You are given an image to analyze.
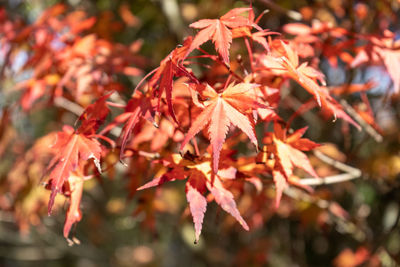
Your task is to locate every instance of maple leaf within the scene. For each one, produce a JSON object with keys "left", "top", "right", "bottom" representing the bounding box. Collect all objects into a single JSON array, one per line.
[
  {"left": 137, "top": 153, "right": 248, "bottom": 243},
  {"left": 181, "top": 82, "right": 269, "bottom": 173},
  {"left": 186, "top": 8, "right": 251, "bottom": 65},
  {"left": 186, "top": 171, "right": 207, "bottom": 242},
  {"left": 149, "top": 36, "right": 197, "bottom": 124},
  {"left": 330, "top": 81, "right": 375, "bottom": 95},
  {"left": 19, "top": 79, "right": 47, "bottom": 111},
  {"left": 317, "top": 88, "right": 361, "bottom": 130},
  {"left": 274, "top": 137, "right": 317, "bottom": 178},
  {"left": 77, "top": 92, "right": 112, "bottom": 135},
  {"left": 231, "top": 8, "right": 279, "bottom": 52},
  {"left": 16, "top": 74, "right": 60, "bottom": 111},
  {"left": 334, "top": 247, "right": 370, "bottom": 267},
  {"left": 246, "top": 30, "right": 278, "bottom": 51},
  {"left": 63, "top": 174, "right": 84, "bottom": 241},
  {"left": 132, "top": 117, "right": 183, "bottom": 151},
  {"left": 99, "top": 90, "right": 156, "bottom": 160},
  {"left": 282, "top": 22, "right": 352, "bottom": 66},
  {"left": 352, "top": 30, "right": 400, "bottom": 94},
  {"left": 273, "top": 124, "right": 319, "bottom": 178},
  {"left": 266, "top": 124, "right": 319, "bottom": 206},
  {"left": 46, "top": 125, "right": 102, "bottom": 214},
  {"left": 272, "top": 170, "right": 288, "bottom": 208},
  {"left": 260, "top": 41, "right": 326, "bottom": 105},
  {"left": 260, "top": 41, "right": 360, "bottom": 129}
]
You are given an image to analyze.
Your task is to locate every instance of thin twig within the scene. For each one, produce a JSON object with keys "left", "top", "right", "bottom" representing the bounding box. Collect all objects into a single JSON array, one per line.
[
  {"left": 160, "top": 0, "right": 186, "bottom": 40},
  {"left": 340, "top": 99, "right": 383, "bottom": 142},
  {"left": 137, "top": 150, "right": 160, "bottom": 159},
  {"left": 54, "top": 97, "right": 84, "bottom": 116},
  {"left": 281, "top": 150, "right": 365, "bottom": 240},
  {"left": 313, "top": 150, "right": 361, "bottom": 175},
  {"left": 284, "top": 94, "right": 323, "bottom": 129},
  {"left": 244, "top": 37, "right": 255, "bottom": 73},
  {"left": 300, "top": 172, "right": 361, "bottom": 186},
  {"left": 197, "top": 48, "right": 245, "bottom": 82},
  {"left": 252, "top": 0, "right": 302, "bottom": 21},
  {"left": 298, "top": 150, "right": 362, "bottom": 186},
  {"left": 284, "top": 187, "right": 366, "bottom": 242}
]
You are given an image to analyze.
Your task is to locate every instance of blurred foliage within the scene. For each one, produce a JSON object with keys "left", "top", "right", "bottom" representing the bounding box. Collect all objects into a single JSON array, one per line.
[{"left": 0, "top": 0, "right": 400, "bottom": 267}]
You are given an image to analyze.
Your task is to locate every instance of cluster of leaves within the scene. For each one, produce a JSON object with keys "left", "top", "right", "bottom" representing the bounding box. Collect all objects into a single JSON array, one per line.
[{"left": 0, "top": 2, "right": 398, "bottom": 255}]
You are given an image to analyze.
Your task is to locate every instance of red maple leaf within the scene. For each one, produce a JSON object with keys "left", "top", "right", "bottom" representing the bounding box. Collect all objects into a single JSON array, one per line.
[
  {"left": 266, "top": 124, "right": 319, "bottom": 207},
  {"left": 181, "top": 82, "right": 269, "bottom": 173},
  {"left": 46, "top": 125, "right": 102, "bottom": 214},
  {"left": 47, "top": 88, "right": 111, "bottom": 242},
  {"left": 352, "top": 30, "right": 400, "bottom": 94},
  {"left": 19, "top": 78, "right": 47, "bottom": 111},
  {"left": 137, "top": 152, "right": 248, "bottom": 243},
  {"left": 63, "top": 174, "right": 84, "bottom": 240},
  {"left": 149, "top": 36, "right": 197, "bottom": 123},
  {"left": 231, "top": 8, "right": 279, "bottom": 52},
  {"left": 260, "top": 41, "right": 326, "bottom": 105},
  {"left": 99, "top": 90, "right": 156, "bottom": 160},
  {"left": 282, "top": 21, "right": 352, "bottom": 66},
  {"left": 272, "top": 170, "right": 288, "bottom": 208},
  {"left": 186, "top": 8, "right": 251, "bottom": 65},
  {"left": 77, "top": 92, "right": 112, "bottom": 135},
  {"left": 260, "top": 41, "right": 360, "bottom": 129}
]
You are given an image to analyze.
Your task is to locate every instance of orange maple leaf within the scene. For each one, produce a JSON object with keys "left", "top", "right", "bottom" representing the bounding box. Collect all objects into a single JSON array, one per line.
[
  {"left": 46, "top": 125, "right": 102, "bottom": 214},
  {"left": 186, "top": 8, "right": 251, "bottom": 65},
  {"left": 149, "top": 36, "right": 196, "bottom": 123},
  {"left": 63, "top": 174, "right": 84, "bottom": 240},
  {"left": 267, "top": 124, "right": 319, "bottom": 207},
  {"left": 181, "top": 82, "right": 269, "bottom": 173},
  {"left": 137, "top": 152, "right": 248, "bottom": 243},
  {"left": 260, "top": 41, "right": 360, "bottom": 129}
]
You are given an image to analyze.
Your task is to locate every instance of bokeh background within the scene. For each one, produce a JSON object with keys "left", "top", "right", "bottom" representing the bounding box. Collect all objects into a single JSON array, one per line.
[{"left": 1, "top": 0, "right": 400, "bottom": 266}]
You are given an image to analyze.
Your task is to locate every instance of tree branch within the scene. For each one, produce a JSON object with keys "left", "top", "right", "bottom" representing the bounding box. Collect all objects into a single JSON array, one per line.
[
  {"left": 298, "top": 150, "right": 362, "bottom": 186},
  {"left": 340, "top": 99, "right": 383, "bottom": 143},
  {"left": 252, "top": 0, "right": 302, "bottom": 21},
  {"left": 54, "top": 97, "right": 84, "bottom": 117}
]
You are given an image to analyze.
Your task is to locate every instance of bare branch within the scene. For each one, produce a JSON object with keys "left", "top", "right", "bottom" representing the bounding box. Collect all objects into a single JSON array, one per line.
[
  {"left": 340, "top": 99, "right": 383, "bottom": 142},
  {"left": 54, "top": 97, "right": 84, "bottom": 117},
  {"left": 299, "top": 172, "right": 361, "bottom": 186},
  {"left": 284, "top": 187, "right": 366, "bottom": 242},
  {"left": 298, "top": 150, "right": 362, "bottom": 186},
  {"left": 253, "top": 0, "right": 302, "bottom": 21}
]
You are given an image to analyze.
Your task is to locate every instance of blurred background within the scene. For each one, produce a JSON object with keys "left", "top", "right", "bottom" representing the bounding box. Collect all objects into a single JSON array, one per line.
[{"left": 0, "top": 0, "right": 400, "bottom": 266}]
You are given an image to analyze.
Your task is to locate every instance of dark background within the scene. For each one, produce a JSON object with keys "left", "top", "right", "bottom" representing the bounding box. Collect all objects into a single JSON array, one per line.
[{"left": 0, "top": 0, "right": 400, "bottom": 266}]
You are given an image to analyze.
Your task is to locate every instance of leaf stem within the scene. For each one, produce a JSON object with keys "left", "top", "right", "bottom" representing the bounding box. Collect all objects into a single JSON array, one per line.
[
  {"left": 244, "top": 37, "right": 255, "bottom": 73},
  {"left": 132, "top": 67, "right": 159, "bottom": 96},
  {"left": 197, "top": 48, "right": 244, "bottom": 82}
]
